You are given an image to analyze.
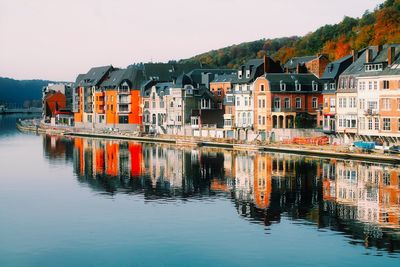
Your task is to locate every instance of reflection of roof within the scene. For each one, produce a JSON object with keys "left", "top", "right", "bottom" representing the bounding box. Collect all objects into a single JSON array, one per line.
[{"left": 264, "top": 73, "right": 322, "bottom": 92}]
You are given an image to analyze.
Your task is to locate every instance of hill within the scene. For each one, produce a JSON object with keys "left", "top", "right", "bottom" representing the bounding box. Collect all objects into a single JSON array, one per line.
[
  {"left": 0, "top": 77, "right": 54, "bottom": 107},
  {"left": 181, "top": 0, "right": 400, "bottom": 68}
]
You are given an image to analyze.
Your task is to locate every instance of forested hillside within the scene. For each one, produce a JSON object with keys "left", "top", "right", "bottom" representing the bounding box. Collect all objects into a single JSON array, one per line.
[
  {"left": 181, "top": 0, "right": 400, "bottom": 68},
  {"left": 0, "top": 77, "right": 53, "bottom": 107}
]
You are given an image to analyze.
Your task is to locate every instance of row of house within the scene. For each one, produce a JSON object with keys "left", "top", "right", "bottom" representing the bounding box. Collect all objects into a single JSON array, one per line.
[{"left": 46, "top": 43, "right": 400, "bottom": 144}]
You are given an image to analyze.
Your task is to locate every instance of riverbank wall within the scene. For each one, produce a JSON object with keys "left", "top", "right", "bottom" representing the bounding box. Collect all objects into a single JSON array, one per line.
[{"left": 16, "top": 120, "right": 400, "bottom": 165}]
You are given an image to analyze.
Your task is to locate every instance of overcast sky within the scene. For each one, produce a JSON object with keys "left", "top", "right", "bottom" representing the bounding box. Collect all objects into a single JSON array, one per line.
[{"left": 0, "top": 0, "right": 383, "bottom": 81}]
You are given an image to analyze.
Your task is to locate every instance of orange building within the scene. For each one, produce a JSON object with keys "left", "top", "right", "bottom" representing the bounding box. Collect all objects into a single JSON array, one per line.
[{"left": 209, "top": 74, "right": 235, "bottom": 109}]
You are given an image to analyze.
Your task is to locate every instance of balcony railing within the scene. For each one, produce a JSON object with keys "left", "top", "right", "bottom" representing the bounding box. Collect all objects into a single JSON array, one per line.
[{"left": 364, "top": 108, "right": 378, "bottom": 116}]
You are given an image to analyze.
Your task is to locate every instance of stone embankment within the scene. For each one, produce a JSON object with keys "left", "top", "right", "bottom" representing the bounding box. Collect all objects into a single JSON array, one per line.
[{"left": 16, "top": 120, "right": 400, "bottom": 164}]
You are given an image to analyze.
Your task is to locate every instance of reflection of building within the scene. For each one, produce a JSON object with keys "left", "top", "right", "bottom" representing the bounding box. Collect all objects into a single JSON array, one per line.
[
  {"left": 322, "top": 159, "right": 400, "bottom": 229},
  {"left": 42, "top": 135, "right": 400, "bottom": 253}
]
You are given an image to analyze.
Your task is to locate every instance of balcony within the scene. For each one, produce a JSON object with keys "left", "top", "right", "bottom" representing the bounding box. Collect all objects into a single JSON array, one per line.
[
  {"left": 118, "top": 95, "right": 131, "bottom": 104},
  {"left": 117, "top": 104, "right": 131, "bottom": 113},
  {"left": 118, "top": 88, "right": 130, "bottom": 94},
  {"left": 364, "top": 108, "right": 378, "bottom": 116}
]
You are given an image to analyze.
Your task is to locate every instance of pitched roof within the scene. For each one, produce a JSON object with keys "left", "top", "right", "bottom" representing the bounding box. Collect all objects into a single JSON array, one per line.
[
  {"left": 80, "top": 65, "right": 113, "bottom": 87},
  {"left": 74, "top": 74, "right": 85, "bottom": 88},
  {"left": 210, "top": 73, "right": 236, "bottom": 83},
  {"left": 321, "top": 55, "right": 353, "bottom": 80},
  {"left": 264, "top": 73, "right": 322, "bottom": 92},
  {"left": 100, "top": 68, "right": 145, "bottom": 89},
  {"left": 284, "top": 56, "right": 318, "bottom": 69}
]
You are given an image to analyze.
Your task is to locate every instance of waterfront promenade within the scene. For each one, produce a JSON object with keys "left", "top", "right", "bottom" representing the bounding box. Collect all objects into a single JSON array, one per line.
[{"left": 16, "top": 119, "right": 400, "bottom": 164}]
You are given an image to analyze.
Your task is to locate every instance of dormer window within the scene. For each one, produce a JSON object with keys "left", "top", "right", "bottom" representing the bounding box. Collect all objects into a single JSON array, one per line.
[
  {"left": 295, "top": 80, "right": 301, "bottom": 91},
  {"left": 246, "top": 70, "right": 250, "bottom": 78},
  {"left": 312, "top": 81, "right": 318, "bottom": 91},
  {"left": 238, "top": 70, "right": 242, "bottom": 79},
  {"left": 280, "top": 80, "right": 286, "bottom": 91},
  {"left": 365, "top": 63, "right": 383, "bottom": 72},
  {"left": 324, "top": 83, "right": 328, "bottom": 90},
  {"left": 330, "top": 83, "right": 336, "bottom": 90}
]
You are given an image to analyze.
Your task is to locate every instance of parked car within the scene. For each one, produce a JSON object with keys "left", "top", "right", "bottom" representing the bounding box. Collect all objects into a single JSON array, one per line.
[
  {"left": 374, "top": 141, "right": 389, "bottom": 152},
  {"left": 388, "top": 145, "right": 400, "bottom": 154}
]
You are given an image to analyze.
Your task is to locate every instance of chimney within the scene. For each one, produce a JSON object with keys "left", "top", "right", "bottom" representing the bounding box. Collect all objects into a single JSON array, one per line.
[
  {"left": 388, "top": 46, "right": 396, "bottom": 65},
  {"left": 351, "top": 49, "right": 358, "bottom": 62},
  {"left": 263, "top": 55, "right": 270, "bottom": 74},
  {"left": 366, "top": 48, "right": 373, "bottom": 63}
]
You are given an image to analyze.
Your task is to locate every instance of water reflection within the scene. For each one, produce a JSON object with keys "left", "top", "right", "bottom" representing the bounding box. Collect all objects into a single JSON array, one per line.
[{"left": 43, "top": 134, "right": 400, "bottom": 254}]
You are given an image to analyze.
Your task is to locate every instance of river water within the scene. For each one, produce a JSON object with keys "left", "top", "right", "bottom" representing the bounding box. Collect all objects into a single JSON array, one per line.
[{"left": 0, "top": 114, "right": 399, "bottom": 266}]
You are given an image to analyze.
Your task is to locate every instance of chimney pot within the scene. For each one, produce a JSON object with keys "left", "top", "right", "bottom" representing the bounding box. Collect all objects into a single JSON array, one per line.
[{"left": 388, "top": 46, "right": 396, "bottom": 65}]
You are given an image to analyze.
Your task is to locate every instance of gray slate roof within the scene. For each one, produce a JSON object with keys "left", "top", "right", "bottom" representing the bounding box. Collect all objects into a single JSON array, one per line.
[
  {"left": 321, "top": 55, "right": 353, "bottom": 80},
  {"left": 264, "top": 73, "right": 323, "bottom": 93},
  {"left": 79, "top": 66, "right": 113, "bottom": 87},
  {"left": 284, "top": 56, "right": 317, "bottom": 69},
  {"left": 211, "top": 73, "right": 236, "bottom": 83}
]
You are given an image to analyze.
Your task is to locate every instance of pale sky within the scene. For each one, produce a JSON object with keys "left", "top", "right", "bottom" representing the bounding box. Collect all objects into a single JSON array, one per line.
[{"left": 0, "top": 0, "right": 383, "bottom": 82}]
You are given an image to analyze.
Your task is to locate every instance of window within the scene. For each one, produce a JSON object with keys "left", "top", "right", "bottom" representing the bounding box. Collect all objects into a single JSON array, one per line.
[
  {"left": 330, "top": 98, "right": 336, "bottom": 108},
  {"left": 295, "top": 80, "right": 301, "bottom": 91},
  {"left": 360, "top": 117, "right": 365, "bottom": 130},
  {"left": 238, "top": 70, "right": 242, "bottom": 79},
  {"left": 280, "top": 80, "right": 286, "bottom": 91},
  {"left": 144, "top": 101, "right": 149, "bottom": 108},
  {"left": 160, "top": 101, "right": 164, "bottom": 109},
  {"left": 324, "top": 83, "right": 328, "bottom": 90},
  {"left": 382, "top": 98, "right": 391, "bottom": 110},
  {"left": 312, "top": 97, "right": 318, "bottom": 108},
  {"left": 258, "top": 115, "right": 262, "bottom": 125},
  {"left": 330, "top": 83, "right": 336, "bottom": 90},
  {"left": 368, "top": 118, "right": 373, "bottom": 130},
  {"left": 284, "top": 98, "right": 290, "bottom": 109},
  {"left": 260, "top": 84, "right": 265, "bottom": 92},
  {"left": 177, "top": 115, "right": 182, "bottom": 122},
  {"left": 244, "top": 97, "right": 248, "bottom": 106},
  {"left": 359, "top": 81, "right": 365, "bottom": 90},
  {"left": 262, "top": 99, "right": 266, "bottom": 108},
  {"left": 217, "top": 88, "right": 222, "bottom": 96},
  {"left": 191, "top": 117, "right": 199, "bottom": 126},
  {"left": 343, "top": 98, "right": 347, "bottom": 108},
  {"left": 246, "top": 70, "right": 250, "bottom": 78},
  {"left": 274, "top": 97, "right": 281, "bottom": 109},
  {"left": 383, "top": 80, "right": 389, "bottom": 89},
  {"left": 152, "top": 101, "right": 156, "bottom": 108},
  {"left": 119, "top": 115, "right": 128, "bottom": 124},
  {"left": 375, "top": 117, "right": 379, "bottom": 130},
  {"left": 374, "top": 81, "right": 378, "bottom": 90},
  {"left": 262, "top": 116, "right": 266, "bottom": 125},
  {"left": 383, "top": 118, "right": 391, "bottom": 131},
  {"left": 368, "top": 81, "right": 373, "bottom": 90},
  {"left": 236, "top": 97, "right": 240, "bottom": 106},
  {"left": 312, "top": 81, "right": 318, "bottom": 91},
  {"left": 295, "top": 97, "right": 301, "bottom": 109},
  {"left": 349, "top": 97, "right": 356, "bottom": 108}
]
